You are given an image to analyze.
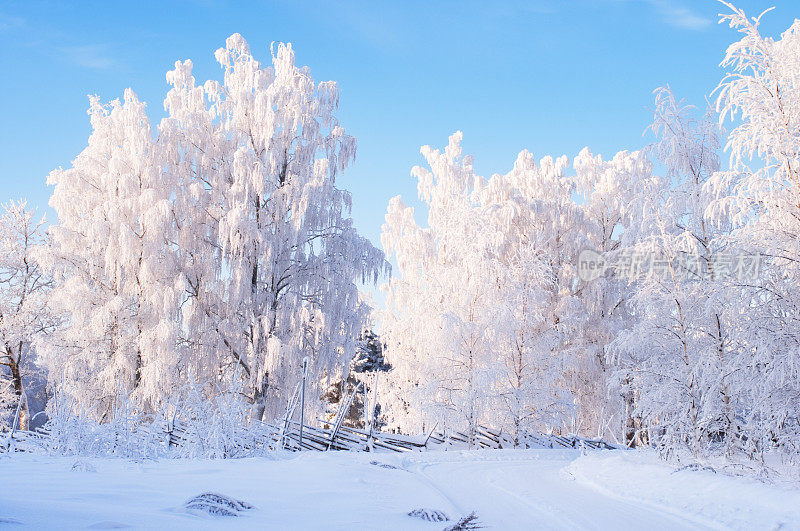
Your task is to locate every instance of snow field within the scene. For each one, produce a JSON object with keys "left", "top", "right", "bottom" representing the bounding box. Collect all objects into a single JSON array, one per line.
[{"left": 3, "top": 449, "right": 798, "bottom": 529}]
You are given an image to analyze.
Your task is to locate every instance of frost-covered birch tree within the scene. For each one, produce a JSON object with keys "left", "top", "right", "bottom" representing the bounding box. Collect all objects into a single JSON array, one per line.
[
  {"left": 161, "top": 35, "right": 387, "bottom": 420},
  {"left": 40, "top": 90, "right": 180, "bottom": 420},
  {"left": 610, "top": 87, "right": 731, "bottom": 454},
  {"left": 0, "top": 202, "right": 52, "bottom": 430},
  {"left": 573, "top": 147, "right": 656, "bottom": 443},
  {"left": 42, "top": 35, "right": 386, "bottom": 422},
  {"left": 706, "top": 3, "right": 800, "bottom": 457},
  {"left": 383, "top": 133, "right": 594, "bottom": 441},
  {"left": 478, "top": 150, "right": 587, "bottom": 439},
  {"left": 382, "top": 133, "right": 499, "bottom": 441}
]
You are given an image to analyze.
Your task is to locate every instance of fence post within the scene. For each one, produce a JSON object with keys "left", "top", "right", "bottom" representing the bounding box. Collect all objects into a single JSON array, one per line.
[
  {"left": 299, "top": 356, "right": 309, "bottom": 449},
  {"left": 367, "top": 371, "right": 378, "bottom": 450},
  {"left": 5, "top": 392, "right": 25, "bottom": 452}
]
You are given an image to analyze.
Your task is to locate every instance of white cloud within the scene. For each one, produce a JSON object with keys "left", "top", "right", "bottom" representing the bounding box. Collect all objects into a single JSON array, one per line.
[
  {"left": 645, "top": 0, "right": 711, "bottom": 30},
  {"left": 61, "top": 45, "right": 116, "bottom": 70}
]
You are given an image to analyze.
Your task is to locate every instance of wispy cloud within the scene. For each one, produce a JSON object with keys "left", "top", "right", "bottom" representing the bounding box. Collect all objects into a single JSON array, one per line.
[
  {"left": 644, "top": 0, "right": 711, "bottom": 30},
  {"left": 1, "top": 9, "right": 119, "bottom": 70},
  {"left": 326, "top": 3, "right": 404, "bottom": 52},
  {"left": 60, "top": 45, "right": 116, "bottom": 70},
  {"left": 0, "top": 11, "right": 24, "bottom": 32}
]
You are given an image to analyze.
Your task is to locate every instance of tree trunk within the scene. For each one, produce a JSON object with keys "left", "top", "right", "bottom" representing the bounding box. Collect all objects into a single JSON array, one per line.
[
  {"left": 623, "top": 377, "right": 636, "bottom": 448},
  {"left": 134, "top": 352, "right": 143, "bottom": 390},
  {"left": 9, "top": 355, "right": 29, "bottom": 431},
  {"left": 251, "top": 376, "right": 269, "bottom": 421}
]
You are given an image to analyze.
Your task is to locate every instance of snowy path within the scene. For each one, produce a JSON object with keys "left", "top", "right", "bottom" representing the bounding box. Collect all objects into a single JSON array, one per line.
[
  {"left": 403, "top": 452, "right": 715, "bottom": 530},
  {"left": 0, "top": 449, "right": 795, "bottom": 529}
]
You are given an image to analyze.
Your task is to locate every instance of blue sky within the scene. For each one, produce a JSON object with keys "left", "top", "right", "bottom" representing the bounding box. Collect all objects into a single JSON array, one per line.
[{"left": 0, "top": 0, "right": 797, "bottom": 250}]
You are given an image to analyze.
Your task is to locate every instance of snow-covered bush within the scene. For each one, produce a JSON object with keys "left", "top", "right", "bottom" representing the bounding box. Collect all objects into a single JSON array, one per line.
[
  {"left": 182, "top": 492, "right": 255, "bottom": 517},
  {"left": 34, "top": 375, "right": 280, "bottom": 459},
  {"left": 37, "top": 388, "right": 164, "bottom": 459},
  {"left": 160, "top": 374, "right": 278, "bottom": 458}
]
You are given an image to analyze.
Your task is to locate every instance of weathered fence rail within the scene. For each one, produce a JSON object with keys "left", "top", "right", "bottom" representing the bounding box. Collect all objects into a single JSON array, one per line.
[{"left": 3, "top": 421, "right": 617, "bottom": 455}]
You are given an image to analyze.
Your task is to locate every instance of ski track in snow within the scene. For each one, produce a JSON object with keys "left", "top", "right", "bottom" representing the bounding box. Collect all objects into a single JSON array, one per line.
[
  {"left": 0, "top": 449, "right": 791, "bottom": 529},
  {"left": 406, "top": 454, "right": 712, "bottom": 530}
]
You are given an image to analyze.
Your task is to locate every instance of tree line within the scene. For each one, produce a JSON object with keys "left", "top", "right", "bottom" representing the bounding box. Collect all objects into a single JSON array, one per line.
[{"left": 1, "top": 2, "right": 798, "bottom": 463}]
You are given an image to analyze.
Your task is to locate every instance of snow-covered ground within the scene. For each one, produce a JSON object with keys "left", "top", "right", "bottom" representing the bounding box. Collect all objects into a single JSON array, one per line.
[{"left": 1, "top": 449, "right": 799, "bottom": 530}]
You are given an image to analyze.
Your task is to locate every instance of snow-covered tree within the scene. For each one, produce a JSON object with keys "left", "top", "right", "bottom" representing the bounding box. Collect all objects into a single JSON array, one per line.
[
  {"left": 383, "top": 133, "right": 593, "bottom": 442},
  {"left": 609, "top": 86, "right": 731, "bottom": 454},
  {"left": 42, "top": 35, "right": 387, "bottom": 423},
  {"left": 382, "top": 133, "right": 503, "bottom": 441},
  {"left": 573, "top": 146, "right": 657, "bottom": 443},
  {"left": 352, "top": 330, "right": 390, "bottom": 374},
  {"left": 40, "top": 90, "right": 180, "bottom": 420},
  {"left": 477, "top": 149, "right": 588, "bottom": 440},
  {"left": 0, "top": 201, "right": 52, "bottom": 430},
  {"left": 706, "top": 3, "right": 800, "bottom": 457},
  {"left": 321, "top": 330, "right": 390, "bottom": 429},
  {"left": 160, "top": 35, "right": 387, "bottom": 420}
]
